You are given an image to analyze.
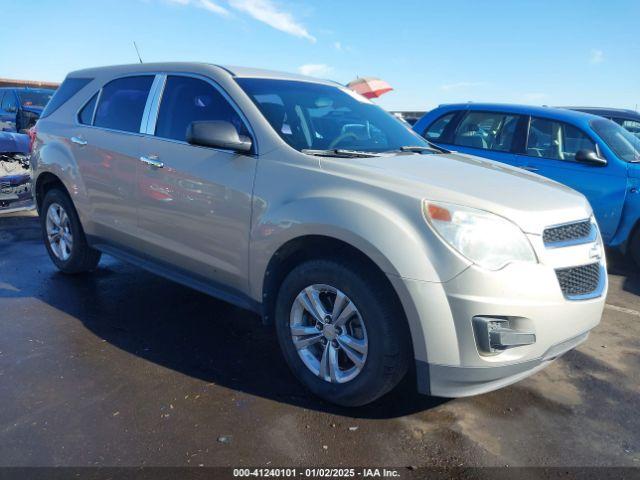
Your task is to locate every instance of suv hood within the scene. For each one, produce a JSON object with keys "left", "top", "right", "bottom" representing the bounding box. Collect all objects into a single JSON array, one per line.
[{"left": 332, "top": 152, "right": 592, "bottom": 235}]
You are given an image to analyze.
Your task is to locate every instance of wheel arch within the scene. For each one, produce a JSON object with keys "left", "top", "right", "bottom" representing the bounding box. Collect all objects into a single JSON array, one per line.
[
  {"left": 259, "top": 234, "right": 421, "bottom": 365},
  {"left": 35, "top": 172, "right": 69, "bottom": 213}
]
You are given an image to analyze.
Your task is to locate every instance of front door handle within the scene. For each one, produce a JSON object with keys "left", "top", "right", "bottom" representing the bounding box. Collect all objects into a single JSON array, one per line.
[
  {"left": 70, "top": 136, "right": 87, "bottom": 146},
  {"left": 521, "top": 165, "right": 539, "bottom": 172},
  {"left": 140, "top": 155, "right": 164, "bottom": 168}
]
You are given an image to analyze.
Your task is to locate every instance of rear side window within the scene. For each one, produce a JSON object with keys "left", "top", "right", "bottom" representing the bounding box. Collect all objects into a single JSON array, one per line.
[
  {"left": 453, "top": 111, "right": 519, "bottom": 152},
  {"left": 154, "top": 76, "right": 248, "bottom": 142},
  {"left": 424, "top": 112, "right": 456, "bottom": 140},
  {"left": 40, "top": 78, "right": 92, "bottom": 118},
  {"left": 94, "top": 76, "right": 154, "bottom": 133},
  {"left": 526, "top": 118, "right": 596, "bottom": 161},
  {"left": 78, "top": 93, "right": 98, "bottom": 125}
]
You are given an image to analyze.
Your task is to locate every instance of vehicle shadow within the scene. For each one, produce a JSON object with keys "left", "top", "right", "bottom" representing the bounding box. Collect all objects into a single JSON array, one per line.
[
  {"left": 0, "top": 214, "right": 448, "bottom": 419},
  {"left": 605, "top": 248, "right": 640, "bottom": 296}
]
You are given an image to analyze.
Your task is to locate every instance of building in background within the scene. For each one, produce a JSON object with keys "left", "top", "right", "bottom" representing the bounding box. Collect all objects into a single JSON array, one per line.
[{"left": 0, "top": 78, "right": 59, "bottom": 89}]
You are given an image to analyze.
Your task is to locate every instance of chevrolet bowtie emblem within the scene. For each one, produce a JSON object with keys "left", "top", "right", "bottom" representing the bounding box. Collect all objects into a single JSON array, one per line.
[{"left": 589, "top": 244, "right": 602, "bottom": 261}]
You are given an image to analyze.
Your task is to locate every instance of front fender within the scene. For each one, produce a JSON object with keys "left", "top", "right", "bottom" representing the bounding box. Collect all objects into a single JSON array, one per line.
[{"left": 249, "top": 193, "right": 470, "bottom": 301}]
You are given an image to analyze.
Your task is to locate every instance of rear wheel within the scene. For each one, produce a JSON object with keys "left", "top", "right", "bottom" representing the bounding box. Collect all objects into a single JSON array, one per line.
[
  {"left": 275, "top": 259, "right": 410, "bottom": 406},
  {"left": 41, "top": 188, "right": 101, "bottom": 273}
]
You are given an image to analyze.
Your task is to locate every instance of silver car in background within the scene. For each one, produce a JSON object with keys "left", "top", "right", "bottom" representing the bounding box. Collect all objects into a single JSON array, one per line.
[{"left": 31, "top": 63, "right": 606, "bottom": 406}]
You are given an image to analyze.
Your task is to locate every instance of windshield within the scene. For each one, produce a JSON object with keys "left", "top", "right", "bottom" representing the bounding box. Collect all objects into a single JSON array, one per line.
[
  {"left": 17, "top": 90, "right": 54, "bottom": 109},
  {"left": 236, "top": 78, "right": 429, "bottom": 153},
  {"left": 591, "top": 118, "right": 640, "bottom": 162}
]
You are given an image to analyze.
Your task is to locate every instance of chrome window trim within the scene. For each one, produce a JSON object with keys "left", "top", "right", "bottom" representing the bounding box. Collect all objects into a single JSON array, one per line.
[
  {"left": 91, "top": 88, "right": 103, "bottom": 126},
  {"left": 146, "top": 72, "right": 258, "bottom": 155},
  {"left": 543, "top": 218, "right": 597, "bottom": 249},
  {"left": 141, "top": 74, "right": 166, "bottom": 135}
]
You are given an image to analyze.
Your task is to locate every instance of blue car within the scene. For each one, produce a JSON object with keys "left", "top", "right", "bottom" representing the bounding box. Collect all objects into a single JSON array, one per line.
[
  {"left": 0, "top": 87, "right": 55, "bottom": 133},
  {"left": 414, "top": 103, "right": 640, "bottom": 263}
]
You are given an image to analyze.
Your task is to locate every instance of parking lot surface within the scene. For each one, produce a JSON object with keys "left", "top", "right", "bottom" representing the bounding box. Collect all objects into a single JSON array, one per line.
[{"left": 0, "top": 212, "right": 638, "bottom": 468}]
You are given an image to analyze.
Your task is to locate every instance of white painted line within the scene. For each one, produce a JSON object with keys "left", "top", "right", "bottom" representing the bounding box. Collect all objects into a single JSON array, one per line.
[{"left": 605, "top": 304, "right": 640, "bottom": 317}]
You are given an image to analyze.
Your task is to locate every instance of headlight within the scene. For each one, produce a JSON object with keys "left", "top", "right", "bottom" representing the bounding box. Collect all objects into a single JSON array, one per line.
[{"left": 423, "top": 200, "right": 537, "bottom": 270}]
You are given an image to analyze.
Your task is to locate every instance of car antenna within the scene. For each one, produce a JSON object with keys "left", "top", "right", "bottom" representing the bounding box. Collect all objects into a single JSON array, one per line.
[{"left": 133, "top": 41, "right": 144, "bottom": 64}]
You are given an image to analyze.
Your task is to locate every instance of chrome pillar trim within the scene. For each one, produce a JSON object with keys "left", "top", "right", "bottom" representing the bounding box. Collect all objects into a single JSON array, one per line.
[{"left": 140, "top": 74, "right": 167, "bottom": 135}]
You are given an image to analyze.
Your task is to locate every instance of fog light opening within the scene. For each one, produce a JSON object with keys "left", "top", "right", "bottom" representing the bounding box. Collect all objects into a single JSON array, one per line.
[{"left": 473, "top": 316, "right": 536, "bottom": 356}]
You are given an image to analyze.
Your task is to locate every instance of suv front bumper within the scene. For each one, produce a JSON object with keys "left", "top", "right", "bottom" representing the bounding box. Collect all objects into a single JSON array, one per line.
[{"left": 389, "top": 257, "right": 606, "bottom": 398}]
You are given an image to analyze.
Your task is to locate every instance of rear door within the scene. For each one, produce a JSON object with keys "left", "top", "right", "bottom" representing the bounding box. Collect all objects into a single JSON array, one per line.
[
  {"left": 426, "top": 110, "right": 525, "bottom": 167},
  {"left": 517, "top": 116, "right": 627, "bottom": 241},
  {"left": 136, "top": 74, "right": 257, "bottom": 294},
  {"left": 71, "top": 75, "right": 156, "bottom": 246}
]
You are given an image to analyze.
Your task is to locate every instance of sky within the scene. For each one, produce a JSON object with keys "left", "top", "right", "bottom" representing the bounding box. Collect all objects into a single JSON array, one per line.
[{"left": 1, "top": 0, "right": 639, "bottom": 111}]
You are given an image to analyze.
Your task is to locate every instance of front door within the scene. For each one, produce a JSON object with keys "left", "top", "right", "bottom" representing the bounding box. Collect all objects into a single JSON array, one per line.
[
  {"left": 136, "top": 75, "right": 257, "bottom": 294},
  {"left": 517, "top": 116, "right": 627, "bottom": 241}
]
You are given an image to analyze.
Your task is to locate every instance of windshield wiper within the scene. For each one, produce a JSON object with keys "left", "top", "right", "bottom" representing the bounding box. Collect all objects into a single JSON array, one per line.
[
  {"left": 301, "top": 149, "right": 383, "bottom": 158},
  {"left": 400, "top": 141, "right": 451, "bottom": 154}
]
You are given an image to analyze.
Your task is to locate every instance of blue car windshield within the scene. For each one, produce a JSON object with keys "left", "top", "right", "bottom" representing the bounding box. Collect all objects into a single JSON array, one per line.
[
  {"left": 236, "top": 78, "right": 429, "bottom": 153},
  {"left": 591, "top": 118, "right": 640, "bottom": 162}
]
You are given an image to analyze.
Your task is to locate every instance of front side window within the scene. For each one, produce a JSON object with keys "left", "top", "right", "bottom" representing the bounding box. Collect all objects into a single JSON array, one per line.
[
  {"left": 452, "top": 111, "right": 519, "bottom": 152},
  {"left": 425, "top": 112, "right": 456, "bottom": 140},
  {"left": 591, "top": 118, "right": 640, "bottom": 162},
  {"left": 526, "top": 117, "right": 596, "bottom": 161},
  {"left": 236, "top": 78, "right": 429, "bottom": 153},
  {"left": 94, "top": 76, "right": 154, "bottom": 133},
  {"left": 155, "top": 76, "right": 249, "bottom": 142}
]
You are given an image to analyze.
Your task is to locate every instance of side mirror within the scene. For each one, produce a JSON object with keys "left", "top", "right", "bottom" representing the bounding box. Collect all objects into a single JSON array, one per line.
[
  {"left": 186, "top": 120, "right": 252, "bottom": 153},
  {"left": 575, "top": 149, "right": 607, "bottom": 166}
]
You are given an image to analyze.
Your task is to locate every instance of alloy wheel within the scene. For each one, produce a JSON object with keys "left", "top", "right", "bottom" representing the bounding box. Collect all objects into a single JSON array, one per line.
[
  {"left": 290, "top": 284, "right": 368, "bottom": 383},
  {"left": 45, "top": 202, "right": 73, "bottom": 261}
]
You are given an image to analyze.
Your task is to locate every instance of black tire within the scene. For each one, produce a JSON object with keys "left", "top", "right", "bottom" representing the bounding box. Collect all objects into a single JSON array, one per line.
[
  {"left": 40, "top": 188, "right": 101, "bottom": 274},
  {"left": 630, "top": 229, "right": 640, "bottom": 268},
  {"left": 275, "top": 258, "right": 411, "bottom": 406}
]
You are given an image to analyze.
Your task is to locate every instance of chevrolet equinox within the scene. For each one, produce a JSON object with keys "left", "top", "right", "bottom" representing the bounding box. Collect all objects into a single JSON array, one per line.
[{"left": 31, "top": 63, "right": 607, "bottom": 406}]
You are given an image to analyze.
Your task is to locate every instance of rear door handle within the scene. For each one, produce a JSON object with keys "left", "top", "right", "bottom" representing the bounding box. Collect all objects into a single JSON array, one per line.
[
  {"left": 70, "top": 136, "right": 87, "bottom": 146},
  {"left": 521, "top": 165, "right": 539, "bottom": 172},
  {"left": 140, "top": 155, "right": 164, "bottom": 168}
]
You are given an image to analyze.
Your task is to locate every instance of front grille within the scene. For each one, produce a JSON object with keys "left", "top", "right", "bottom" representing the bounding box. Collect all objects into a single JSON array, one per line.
[
  {"left": 543, "top": 220, "right": 592, "bottom": 245},
  {"left": 555, "top": 262, "right": 601, "bottom": 298}
]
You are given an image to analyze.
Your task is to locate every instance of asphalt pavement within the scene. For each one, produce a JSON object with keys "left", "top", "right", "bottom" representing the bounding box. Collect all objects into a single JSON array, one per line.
[{"left": 0, "top": 212, "right": 638, "bottom": 469}]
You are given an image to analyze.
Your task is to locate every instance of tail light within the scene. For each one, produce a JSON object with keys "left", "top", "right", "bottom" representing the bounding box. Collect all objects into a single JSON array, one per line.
[{"left": 28, "top": 126, "right": 37, "bottom": 153}]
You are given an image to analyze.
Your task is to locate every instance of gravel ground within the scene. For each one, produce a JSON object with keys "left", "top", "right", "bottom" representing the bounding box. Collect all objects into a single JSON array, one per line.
[{"left": 0, "top": 212, "right": 638, "bottom": 469}]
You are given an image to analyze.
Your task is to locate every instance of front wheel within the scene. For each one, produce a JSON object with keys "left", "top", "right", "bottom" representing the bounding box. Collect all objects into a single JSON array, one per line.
[{"left": 275, "top": 259, "right": 411, "bottom": 406}]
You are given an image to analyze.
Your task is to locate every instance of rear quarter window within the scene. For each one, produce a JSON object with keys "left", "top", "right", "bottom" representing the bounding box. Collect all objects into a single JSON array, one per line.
[{"left": 40, "top": 78, "right": 92, "bottom": 118}]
